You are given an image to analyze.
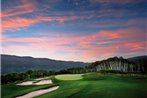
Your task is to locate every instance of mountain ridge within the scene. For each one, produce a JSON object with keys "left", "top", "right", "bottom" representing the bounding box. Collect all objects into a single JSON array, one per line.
[
  {"left": 1, "top": 54, "right": 90, "bottom": 74},
  {"left": 1, "top": 54, "right": 147, "bottom": 74},
  {"left": 88, "top": 56, "right": 147, "bottom": 72}
]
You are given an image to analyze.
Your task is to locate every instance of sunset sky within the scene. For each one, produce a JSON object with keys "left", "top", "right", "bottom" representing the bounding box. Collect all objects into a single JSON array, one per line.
[{"left": 1, "top": 0, "right": 147, "bottom": 62}]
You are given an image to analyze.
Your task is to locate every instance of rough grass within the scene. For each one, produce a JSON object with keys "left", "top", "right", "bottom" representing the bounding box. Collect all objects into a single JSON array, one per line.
[{"left": 1, "top": 82, "right": 57, "bottom": 98}]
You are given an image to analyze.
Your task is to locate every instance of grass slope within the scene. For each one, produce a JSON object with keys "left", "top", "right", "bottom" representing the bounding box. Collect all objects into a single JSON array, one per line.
[
  {"left": 1, "top": 84, "right": 56, "bottom": 98},
  {"left": 36, "top": 73, "right": 147, "bottom": 98},
  {"left": 2, "top": 73, "right": 147, "bottom": 98}
]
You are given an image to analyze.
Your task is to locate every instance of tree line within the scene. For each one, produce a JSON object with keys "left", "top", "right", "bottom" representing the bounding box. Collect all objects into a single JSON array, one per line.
[
  {"left": 2, "top": 65, "right": 146, "bottom": 84},
  {"left": 1, "top": 67, "right": 96, "bottom": 84}
]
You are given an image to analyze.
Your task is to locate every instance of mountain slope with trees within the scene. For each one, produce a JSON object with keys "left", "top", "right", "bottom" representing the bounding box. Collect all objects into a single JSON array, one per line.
[
  {"left": 1, "top": 54, "right": 89, "bottom": 74},
  {"left": 88, "top": 56, "right": 147, "bottom": 73}
]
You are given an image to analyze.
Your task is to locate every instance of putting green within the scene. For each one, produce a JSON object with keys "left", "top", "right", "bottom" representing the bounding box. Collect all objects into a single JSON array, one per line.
[{"left": 55, "top": 74, "right": 83, "bottom": 80}]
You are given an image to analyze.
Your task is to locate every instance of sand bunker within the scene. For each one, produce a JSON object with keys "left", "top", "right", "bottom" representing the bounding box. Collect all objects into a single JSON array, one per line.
[
  {"left": 17, "top": 81, "right": 34, "bottom": 86},
  {"left": 17, "top": 80, "right": 52, "bottom": 85},
  {"left": 16, "top": 86, "right": 59, "bottom": 98},
  {"left": 35, "top": 80, "right": 52, "bottom": 85},
  {"left": 34, "top": 77, "right": 49, "bottom": 81}
]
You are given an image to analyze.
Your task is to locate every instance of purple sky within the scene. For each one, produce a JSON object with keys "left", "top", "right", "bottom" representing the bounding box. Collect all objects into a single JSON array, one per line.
[{"left": 1, "top": 0, "right": 147, "bottom": 62}]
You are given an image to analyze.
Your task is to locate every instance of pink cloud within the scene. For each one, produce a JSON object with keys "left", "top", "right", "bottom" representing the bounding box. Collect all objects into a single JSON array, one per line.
[
  {"left": 2, "top": 18, "right": 37, "bottom": 31},
  {"left": 2, "top": 28, "right": 145, "bottom": 47},
  {"left": 1, "top": 1, "right": 36, "bottom": 17},
  {"left": 81, "top": 41, "right": 146, "bottom": 58},
  {"left": 2, "top": 28, "right": 146, "bottom": 61},
  {"left": 2, "top": 15, "right": 81, "bottom": 32}
]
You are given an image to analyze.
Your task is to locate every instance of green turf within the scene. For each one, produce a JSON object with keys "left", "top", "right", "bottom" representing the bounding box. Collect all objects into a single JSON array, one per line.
[
  {"left": 36, "top": 73, "right": 147, "bottom": 98},
  {"left": 1, "top": 84, "right": 56, "bottom": 98},
  {"left": 55, "top": 74, "right": 83, "bottom": 80},
  {"left": 2, "top": 73, "right": 147, "bottom": 98}
]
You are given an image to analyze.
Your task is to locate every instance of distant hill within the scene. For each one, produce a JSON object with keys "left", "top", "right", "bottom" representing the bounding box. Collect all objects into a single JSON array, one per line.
[
  {"left": 88, "top": 56, "right": 147, "bottom": 72},
  {"left": 127, "top": 56, "right": 147, "bottom": 71},
  {"left": 1, "top": 54, "right": 90, "bottom": 74},
  {"left": 127, "top": 56, "right": 147, "bottom": 62},
  {"left": 2, "top": 54, "right": 147, "bottom": 74}
]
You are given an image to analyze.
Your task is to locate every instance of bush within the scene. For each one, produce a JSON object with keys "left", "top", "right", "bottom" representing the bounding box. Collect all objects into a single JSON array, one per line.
[{"left": 100, "top": 70, "right": 125, "bottom": 74}]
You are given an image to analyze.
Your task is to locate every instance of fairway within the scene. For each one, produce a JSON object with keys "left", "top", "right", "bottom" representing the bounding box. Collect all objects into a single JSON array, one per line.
[
  {"left": 2, "top": 73, "right": 147, "bottom": 98},
  {"left": 55, "top": 74, "right": 83, "bottom": 80},
  {"left": 37, "top": 73, "right": 147, "bottom": 98}
]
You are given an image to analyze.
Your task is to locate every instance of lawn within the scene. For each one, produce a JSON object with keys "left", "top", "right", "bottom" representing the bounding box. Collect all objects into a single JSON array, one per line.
[
  {"left": 2, "top": 73, "right": 147, "bottom": 98},
  {"left": 55, "top": 74, "right": 83, "bottom": 80},
  {"left": 36, "top": 73, "right": 147, "bottom": 98}
]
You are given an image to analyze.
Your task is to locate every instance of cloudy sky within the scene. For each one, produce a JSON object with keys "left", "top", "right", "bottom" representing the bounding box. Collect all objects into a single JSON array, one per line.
[{"left": 1, "top": 0, "right": 147, "bottom": 62}]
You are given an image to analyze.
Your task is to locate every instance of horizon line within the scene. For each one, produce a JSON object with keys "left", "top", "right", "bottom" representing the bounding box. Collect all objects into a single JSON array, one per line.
[{"left": 1, "top": 53, "right": 146, "bottom": 63}]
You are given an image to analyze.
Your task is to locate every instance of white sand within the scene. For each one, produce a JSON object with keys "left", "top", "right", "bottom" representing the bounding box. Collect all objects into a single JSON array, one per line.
[
  {"left": 35, "top": 80, "right": 52, "bottom": 85},
  {"left": 17, "top": 79, "right": 52, "bottom": 85},
  {"left": 34, "top": 77, "right": 49, "bottom": 81},
  {"left": 16, "top": 86, "right": 59, "bottom": 98},
  {"left": 17, "top": 81, "right": 34, "bottom": 86}
]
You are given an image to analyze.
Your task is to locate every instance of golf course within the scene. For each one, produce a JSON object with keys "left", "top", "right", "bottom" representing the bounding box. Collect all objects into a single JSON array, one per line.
[{"left": 2, "top": 73, "right": 147, "bottom": 98}]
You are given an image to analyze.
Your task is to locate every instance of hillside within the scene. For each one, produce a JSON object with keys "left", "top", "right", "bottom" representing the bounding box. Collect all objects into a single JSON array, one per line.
[
  {"left": 127, "top": 56, "right": 147, "bottom": 72},
  {"left": 1, "top": 54, "right": 89, "bottom": 74},
  {"left": 2, "top": 55, "right": 146, "bottom": 74},
  {"left": 88, "top": 56, "right": 147, "bottom": 72}
]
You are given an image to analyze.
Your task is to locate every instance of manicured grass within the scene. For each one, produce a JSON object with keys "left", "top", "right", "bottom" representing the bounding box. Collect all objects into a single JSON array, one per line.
[
  {"left": 36, "top": 73, "right": 147, "bottom": 98},
  {"left": 55, "top": 74, "right": 83, "bottom": 80},
  {"left": 2, "top": 73, "right": 147, "bottom": 98}
]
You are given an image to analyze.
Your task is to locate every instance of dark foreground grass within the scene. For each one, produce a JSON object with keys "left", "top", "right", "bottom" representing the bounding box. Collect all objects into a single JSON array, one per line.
[
  {"left": 1, "top": 84, "right": 56, "bottom": 98},
  {"left": 2, "top": 73, "right": 147, "bottom": 98}
]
